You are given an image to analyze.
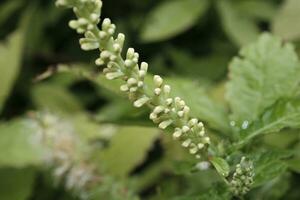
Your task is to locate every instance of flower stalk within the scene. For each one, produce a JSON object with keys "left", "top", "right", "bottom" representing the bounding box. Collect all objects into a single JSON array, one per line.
[{"left": 55, "top": 0, "right": 210, "bottom": 159}]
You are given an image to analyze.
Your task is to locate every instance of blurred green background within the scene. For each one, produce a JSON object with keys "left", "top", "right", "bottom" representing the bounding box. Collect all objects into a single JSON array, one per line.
[{"left": 1, "top": 0, "right": 300, "bottom": 199}]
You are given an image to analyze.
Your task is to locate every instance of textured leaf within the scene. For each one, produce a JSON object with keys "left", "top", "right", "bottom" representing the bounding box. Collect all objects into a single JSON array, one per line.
[
  {"left": 100, "top": 126, "right": 159, "bottom": 177},
  {"left": 210, "top": 157, "right": 230, "bottom": 177},
  {"left": 198, "top": 183, "right": 231, "bottom": 200},
  {"left": 0, "top": 167, "right": 35, "bottom": 200},
  {"left": 141, "top": 0, "right": 209, "bottom": 42},
  {"left": 251, "top": 150, "right": 289, "bottom": 187},
  {"left": 226, "top": 33, "right": 300, "bottom": 124},
  {"left": 217, "top": 0, "right": 260, "bottom": 46},
  {"left": 0, "top": 119, "right": 43, "bottom": 167},
  {"left": 272, "top": 0, "right": 300, "bottom": 41},
  {"left": 241, "top": 99, "right": 300, "bottom": 142},
  {"left": 0, "top": 30, "right": 24, "bottom": 112}
]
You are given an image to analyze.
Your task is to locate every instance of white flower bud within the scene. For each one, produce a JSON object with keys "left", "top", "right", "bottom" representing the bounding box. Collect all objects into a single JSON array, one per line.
[
  {"left": 127, "top": 78, "right": 137, "bottom": 85},
  {"left": 105, "top": 71, "right": 123, "bottom": 80},
  {"left": 182, "top": 126, "right": 190, "bottom": 133},
  {"left": 197, "top": 143, "right": 204, "bottom": 149},
  {"left": 133, "top": 96, "right": 150, "bottom": 108},
  {"left": 120, "top": 84, "right": 129, "bottom": 92},
  {"left": 177, "top": 111, "right": 184, "bottom": 118},
  {"left": 127, "top": 48, "right": 135, "bottom": 58},
  {"left": 173, "top": 129, "right": 182, "bottom": 139},
  {"left": 102, "top": 18, "right": 111, "bottom": 29},
  {"left": 140, "top": 62, "right": 148, "bottom": 71},
  {"left": 182, "top": 139, "right": 191, "bottom": 147},
  {"left": 154, "top": 88, "right": 161, "bottom": 95},
  {"left": 165, "top": 98, "right": 173, "bottom": 105},
  {"left": 153, "top": 75, "right": 163, "bottom": 87},
  {"left": 153, "top": 106, "right": 164, "bottom": 114},
  {"left": 159, "top": 120, "right": 173, "bottom": 129},
  {"left": 163, "top": 85, "right": 171, "bottom": 94},
  {"left": 99, "top": 31, "right": 107, "bottom": 39},
  {"left": 69, "top": 20, "right": 79, "bottom": 29},
  {"left": 125, "top": 59, "right": 133, "bottom": 67}
]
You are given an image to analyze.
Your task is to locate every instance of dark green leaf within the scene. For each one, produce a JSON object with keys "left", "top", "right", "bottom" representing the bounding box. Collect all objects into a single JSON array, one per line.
[
  {"left": 0, "top": 30, "right": 24, "bottom": 112},
  {"left": 0, "top": 167, "right": 35, "bottom": 200}
]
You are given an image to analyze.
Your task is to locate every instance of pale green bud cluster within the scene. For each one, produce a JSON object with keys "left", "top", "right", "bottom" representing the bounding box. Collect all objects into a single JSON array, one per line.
[
  {"left": 56, "top": 0, "right": 210, "bottom": 159},
  {"left": 230, "top": 157, "right": 254, "bottom": 196}
]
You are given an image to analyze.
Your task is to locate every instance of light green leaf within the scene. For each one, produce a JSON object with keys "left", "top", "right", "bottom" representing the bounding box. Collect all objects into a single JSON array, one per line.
[
  {"left": 226, "top": 33, "right": 300, "bottom": 124},
  {"left": 210, "top": 157, "right": 230, "bottom": 177},
  {"left": 0, "top": 167, "right": 35, "bottom": 200},
  {"left": 100, "top": 126, "right": 159, "bottom": 177},
  {"left": 32, "top": 83, "right": 82, "bottom": 114},
  {"left": 216, "top": 0, "right": 260, "bottom": 46},
  {"left": 141, "top": 0, "right": 209, "bottom": 42},
  {"left": 0, "top": 119, "right": 43, "bottom": 167},
  {"left": 0, "top": 30, "right": 24, "bottom": 112},
  {"left": 272, "top": 0, "right": 300, "bottom": 41}
]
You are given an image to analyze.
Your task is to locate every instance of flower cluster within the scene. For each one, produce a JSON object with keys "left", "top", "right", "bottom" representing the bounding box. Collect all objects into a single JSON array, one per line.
[
  {"left": 28, "top": 112, "right": 97, "bottom": 197},
  {"left": 230, "top": 157, "right": 254, "bottom": 196},
  {"left": 55, "top": 0, "right": 210, "bottom": 159}
]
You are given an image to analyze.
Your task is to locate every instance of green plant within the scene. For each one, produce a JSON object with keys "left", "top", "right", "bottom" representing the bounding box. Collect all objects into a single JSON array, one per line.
[{"left": 52, "top": 0, "right": 300, "bottom": 199}]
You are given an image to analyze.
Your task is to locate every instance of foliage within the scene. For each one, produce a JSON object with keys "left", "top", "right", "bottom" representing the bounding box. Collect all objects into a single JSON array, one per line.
[{"left": 0, "top": 0, "right": 300, "bottom": 199}]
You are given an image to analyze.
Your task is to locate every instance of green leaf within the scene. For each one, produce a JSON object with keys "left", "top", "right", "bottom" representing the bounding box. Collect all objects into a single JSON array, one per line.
[
  {"left": 241, "top": 99, "right": 300, "bottom": 142},
  {"left": 0, "top": 167, "right": 35, "bottom": 200},
  {"left": 0, "top": 0, "right": 24, "bottom": 26},
  {"left": 141, "top": 0, "right": 209, "bottom": 42},
  {"left": 272, "top": 0, "right": 300, "bottom": 41},
  {"left": 32, "top": 83, "right": 82, "bottom": 114},
  {"left": 0, "top": 119, "right": 43, "bottom": 167},
  {"left": 251, "top": 150, "right": 289, "bottom": 187},
  {"left": 198, "top": 183, "right": 232, "bottom": 200},
  {"left": 235, "top": 1, "right": 276, "bottom": 21},
  {"left": 226, "top": 33, "right": 300, "bottom": 124},
  {"left": 0, "top": 30, "right": 24, "bottom": 112},
  {"left": 99, "top": 126, "right": 159, "bottom": 177},
  {"left": 216, "top": 0, "right": 260, "bottom": 46},
  {"left": 210, "top": 157, "right": 230, "bottom": 177}
]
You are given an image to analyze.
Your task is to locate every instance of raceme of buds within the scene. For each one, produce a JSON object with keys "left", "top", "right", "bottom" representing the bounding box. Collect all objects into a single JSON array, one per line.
[
  {"left": 56, "top": 0, "right": 210, "bottom": 159},
  {"left": 229, "top": 157, "right": 254, "bottom": 196}
]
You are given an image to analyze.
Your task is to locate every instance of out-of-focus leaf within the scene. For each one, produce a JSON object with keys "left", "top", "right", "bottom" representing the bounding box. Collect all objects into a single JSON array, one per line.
[
  {"left": 0, "top": 167, "right": 35, "bottom": 200},
  {"left": 235, "top": 1, "right": 276, "bottom": 21},
  {"left": 241, "top": 99, "right": 300, "bottom": 143},
  {"left": 0, "top": 0, "right": 24, "bottom": 26},
  {"left": 210, "top": 157, "right": 230, "bottom": 177},
  {"left": 198, "top": 183, "right": 231, "bottom": 200},
  {"left": 0, "top": 119, "right": 43, "bottom": 167},
  {"left": 250, "top": 173, "right": 290, "bottom": 200},
  {"left": 169, "top": 48, "right": 229, "bottom": 81},
  {"left": 141, "top": 0, "right": 209, "bottom": 42},
  {"left": 0, "top": 30, "right": 24, "bottom": 112},
  {"left": 272, "top": 0, "right": 300, "bottom": 41},
  {"left": 100, "top": 126, "right": 159, "bottom": 177},
  {"left": 226, "top": 33, "right": 300, "bottom": 125},
  {"left": 216, "top": 0, "right": 260, "bottom": 46},
  {"left": 32, "top": 83, "right": 82, "bottom": 114},
  {"left": 251, "top": 150, "right": 289, "bottom": 187}
]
